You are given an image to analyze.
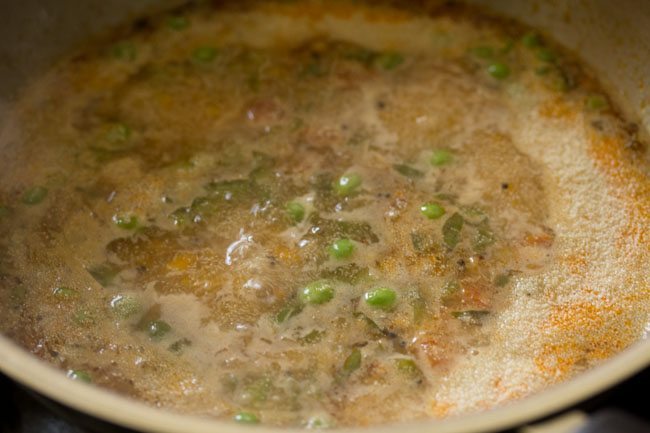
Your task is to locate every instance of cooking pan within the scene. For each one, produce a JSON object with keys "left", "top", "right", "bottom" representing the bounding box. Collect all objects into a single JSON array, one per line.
[{"left": 0, "top": 1, "right": 649, "bottom": 432}]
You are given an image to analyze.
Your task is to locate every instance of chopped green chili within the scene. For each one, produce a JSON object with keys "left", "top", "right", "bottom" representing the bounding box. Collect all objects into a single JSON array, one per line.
[
  {"left": 0, "top": 205, "right": 10, "bottom": 218},
  {"left": 111, "top": 42, "right": 136, "bottom": 61},
  {"left": 300, "top": 329, "right": 325, "bottom": 344},
  {"left": 169, "top": 206, "right": 190, "bottom": 226},
  {"left": 451, "top": 310, "right": 490, "bottom": 325},
  {"left": 320, "top": 263, "right": 370, "bottom": 285},
  {"left": 364, "top": 287, "right": 397, "bottom": 310},
  {"left": 442, "top": 212, "right": 464, "bottom": 249},
  {"left": 342, "top": 348, "right": 362, "bottom": 374},
  {"left": 285, "top": 201, "right": 305, "bottom": 224},
  {"left": 328, "top": 238, "right": 355, "bottom": 260},
  {"left": 105, "top": 123, "right": 132, "bottom": 143},
  {"left": 441, "top": 280, "right": 460, "bottom": 298},
  {"left": 522, "top": 32, "right": 541, "bottom": 48},
  {"left": 53, "top": 286, "right": 77, "bottom": 299},
  {"left": 299, "top": 280, "right": 334, "bottom": 305},
  {"left": 586, "top": 94, "right": 609, "bottom": 111},
  {"left": 243, "top": 377, "right": 272, "bottom": 403},
  {"left": 87, "top": 262, "right": 120, "bottom": 287},
  {"left": 276, "top": 300, "right": 304, "bottom": 323},
  {"left": 494, "top": 273, "right": 511, "bottom": 287},
  {"left": 393, "top": 164, "right": 424, "bottom": 179},
  {"left": 301, "top": 61, "right": 328, "bottom": 78},
  {"left": 471, "top": 46, "right": 494, "bottom": 59},
  {"left": 9, "top": 286, "right": 27, "bottom": 309},
  {"left": 73, "top": 309, "right": 96, "bottom": 326},
  {"left": 536, "top": 48, "right": 556, "bottom": 63},
  {"left": 472, "top": 221, "right": 496, "bottom": 252},
  {"left": 168, "top": 338, "right": 192, "bottom": 354},
  {"left": 22, "top": 186, "right": 48, "bottom": 205},
  {"left": 412, "top": 296, "right": 427, "bottom": 324},
  {"left": 410, "top": 230, "right": 438, "bottom": 254}
]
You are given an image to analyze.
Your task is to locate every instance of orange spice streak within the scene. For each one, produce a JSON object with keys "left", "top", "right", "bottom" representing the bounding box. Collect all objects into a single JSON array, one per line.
[
  {"left": 258, "top": 1, "right": 412, "bottom": 23},
  {"left": 535, "top": 296, "right": 626, "bottom": 379},
  {"left": 538, "top": 97, "right": 578, "bottom": 121},
  {"left": 587, "top": 130, "right": 649, "bottom": 259}
]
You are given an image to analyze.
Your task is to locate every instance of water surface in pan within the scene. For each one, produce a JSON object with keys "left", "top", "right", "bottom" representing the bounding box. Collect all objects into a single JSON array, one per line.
[{"left": 0, "top": 0, "right": 648, "bottom": 428}]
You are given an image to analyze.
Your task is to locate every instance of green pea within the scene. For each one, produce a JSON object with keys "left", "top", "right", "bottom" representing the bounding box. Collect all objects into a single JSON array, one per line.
[
  {"left": 53, "top": 287, "right": 77, "bottom": 299},
  {"left": 342, "top": 348, "right": 362, "bottom": 374},
  {"left": 586, "top": 94, "right": 609, "bottom": 111},
  {"left": 22, "top": 186, "right": 48, "bottom": 205},
  {"left": 395, "top": 358, "right": 421, "bottom": 376},
  {"left": 305, "top": 416, "right": 331, "bottom": 429},
  {"left": 328, "top": 238, "right": 355, "bottom": 260},
  {"left": 285, "top": 201, "right": 305, "bottom": 224},
  {"left": 234, "top": 411, "right": 259, "bottom": 424},
  {"left": 167, "top": 15, "right": 189, "bottom": 31},
  {"left": 110, "top": 295, "right": 141, "bottom": 318},
  {"left": 536, "top": 48, "right": 556, "bottom": 63},
  {"left": 364, "top": 287, "right": 397, "bottom": 310},
  {"left": 192, "top": 46, "right": 218, "bottom": 63},
  {"left": 487, "top": 62, "right": 510, "bottom": 79},
  {"left": 334, "top": 173, "right": 362, "bottom": 196},
  {"left": 105, "top": 123, "right": 132, "bottom": 143},
  {"left": 67, "top": 370, "right": 92, "bottom": 383},
  {"left": 111, "top": 42, "right": 136, "bottom": 61},
  {"left": 522, "top": 32, "right": 541, "bottom": 48},
  {"left": 471, "top": 46, "right": 494, "bottom": 59},
  {"left": 420, "top": 202, "right": 445, "bottom": 220},
  {"left": 430, "top": 149, "right": 453, "bottom": 166},
  {"left": 300, "top": 280, "right": 334, "bottom": 305},
  {"left": 376, "top": 52, "right": 404, "bottom": 70},
  {"left": 147, "top": 320, "right": 172, "bottom": 338},
  {"left": 112, "top": 214, "right": 138, "bottom": 230},
  {"left": 442, "top": 212, "right": 464, "bottom": 249}
]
